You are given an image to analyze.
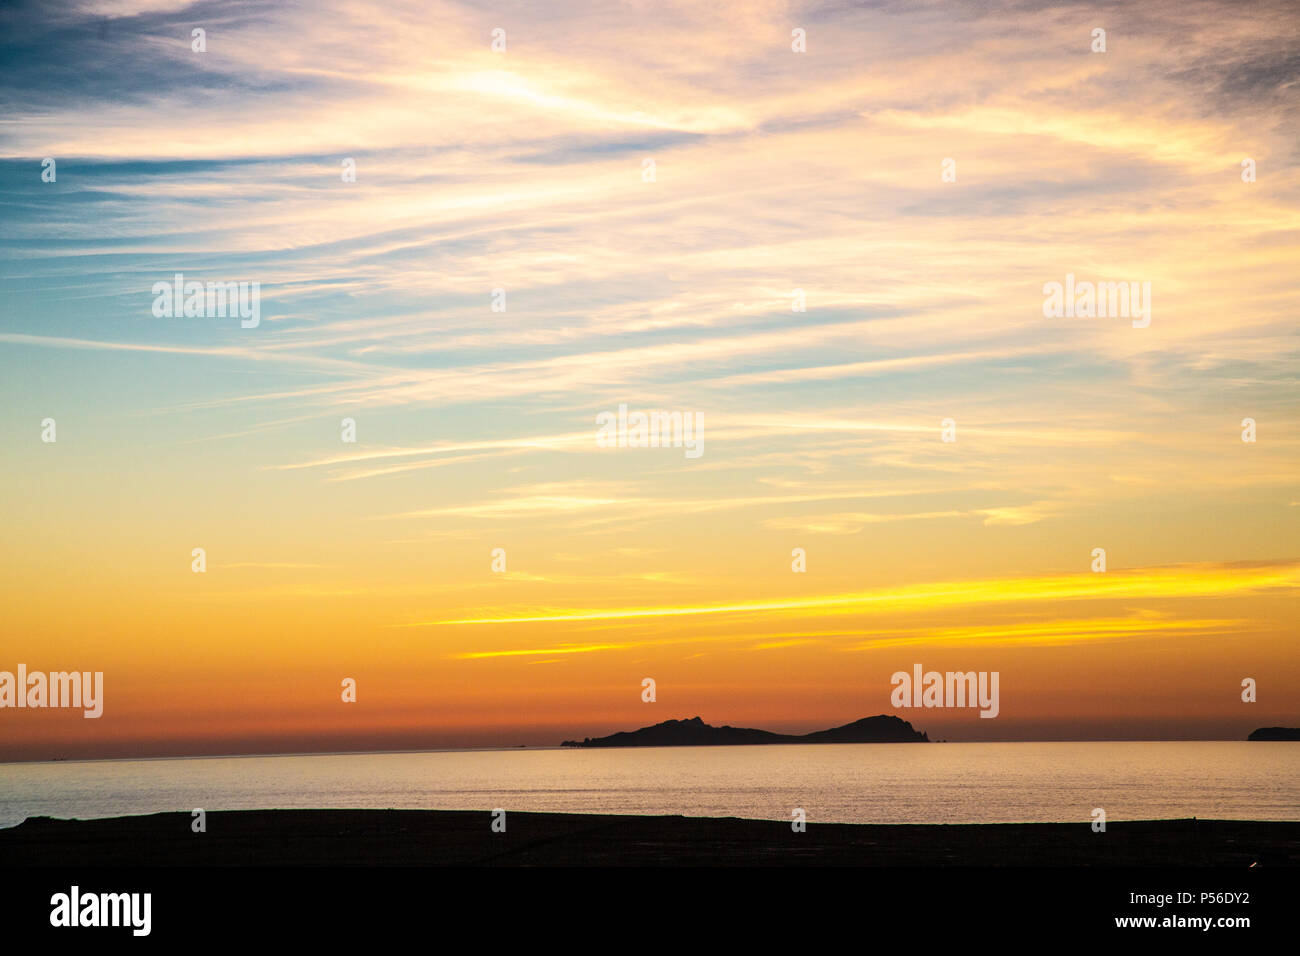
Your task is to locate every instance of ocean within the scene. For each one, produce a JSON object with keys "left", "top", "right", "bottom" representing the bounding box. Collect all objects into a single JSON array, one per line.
[{"left": 1, "top": 741, "right": 1295, "bottom": 828}]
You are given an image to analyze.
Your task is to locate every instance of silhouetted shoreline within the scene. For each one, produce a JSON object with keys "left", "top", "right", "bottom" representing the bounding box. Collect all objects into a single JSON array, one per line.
[
  {"left": 1248, "top": 727, "right": 1300, "bottom": 741},
  {"left": 2, "top": 811, "right": 1296, "bottom": 866}
]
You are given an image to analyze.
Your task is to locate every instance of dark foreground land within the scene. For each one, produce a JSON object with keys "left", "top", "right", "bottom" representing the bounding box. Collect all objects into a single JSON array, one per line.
[{"left": 2, "top": 811, "right": 1297, "bottom": 866}]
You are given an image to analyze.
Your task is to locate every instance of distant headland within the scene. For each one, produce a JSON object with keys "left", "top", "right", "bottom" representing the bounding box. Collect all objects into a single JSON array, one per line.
[
  {"left": 561, "top": 715, "right": 928, "bottom": 747},
  {"left": 1248, "top": 727, "right": 1300, "bottom": 741}
]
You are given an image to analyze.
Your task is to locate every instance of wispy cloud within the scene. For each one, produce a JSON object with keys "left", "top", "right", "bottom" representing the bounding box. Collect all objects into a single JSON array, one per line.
[{"left": 412, "top": 562, "right": 1300, "bottom": 626}]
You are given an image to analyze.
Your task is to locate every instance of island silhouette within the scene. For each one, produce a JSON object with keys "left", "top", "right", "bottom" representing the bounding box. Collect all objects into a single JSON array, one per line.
[{"left": 561, "top": 714, "right": 928, "bottom": 747}]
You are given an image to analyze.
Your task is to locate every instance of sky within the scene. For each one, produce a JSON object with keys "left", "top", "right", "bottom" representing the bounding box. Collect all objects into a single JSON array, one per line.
[{"left": 0, "top": 0, "right": 1297, "bottom": 761}]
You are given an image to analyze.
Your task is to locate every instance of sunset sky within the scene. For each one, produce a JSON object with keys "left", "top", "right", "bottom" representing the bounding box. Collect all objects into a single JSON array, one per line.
[{"left": 1, "top": 0, "right": 1297, "bottom": 761}]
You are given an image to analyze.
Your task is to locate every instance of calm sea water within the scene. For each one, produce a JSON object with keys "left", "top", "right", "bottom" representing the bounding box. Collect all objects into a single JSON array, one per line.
[{"left": 1, "top": 742, "right": 1296, "bottom": 828}]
